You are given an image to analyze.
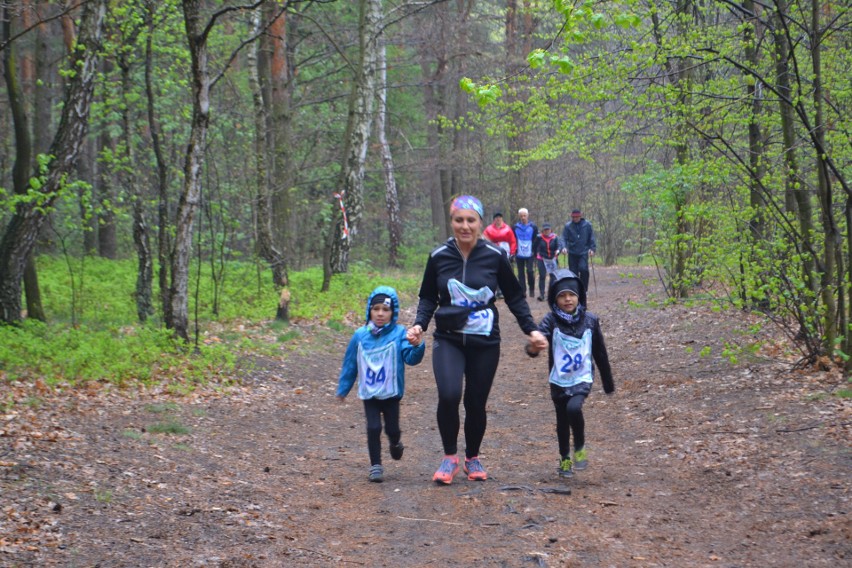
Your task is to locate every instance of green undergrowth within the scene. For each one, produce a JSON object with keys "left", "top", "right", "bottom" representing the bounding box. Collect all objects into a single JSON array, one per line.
[{"left": 0, "top": 256, "right": 421, "bottom": 390}]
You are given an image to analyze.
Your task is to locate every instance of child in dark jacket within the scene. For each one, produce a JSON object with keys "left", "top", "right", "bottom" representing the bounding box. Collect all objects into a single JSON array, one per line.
[
  {"left": 534, "top": 223, "right": 561, "bottom": 301},
  {"left": 526, "top": 269, "right": 614, "bottom": 478},
  {"left": 337, "top": 286, "right": 425, "bottom": 482}
]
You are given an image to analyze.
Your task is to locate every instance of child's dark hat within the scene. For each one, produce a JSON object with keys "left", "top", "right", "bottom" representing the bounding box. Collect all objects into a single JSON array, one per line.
[
  {"left": 370, "top": 293, "right": 392, "bottom": 307},
  {"left": 554, "top": 279, "right": 580, "bottom": 298}
]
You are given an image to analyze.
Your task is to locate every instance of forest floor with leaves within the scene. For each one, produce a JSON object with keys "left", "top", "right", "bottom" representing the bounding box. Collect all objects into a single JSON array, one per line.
[{"left": 1, "top": 265, "right": 850, "bottom": 567}]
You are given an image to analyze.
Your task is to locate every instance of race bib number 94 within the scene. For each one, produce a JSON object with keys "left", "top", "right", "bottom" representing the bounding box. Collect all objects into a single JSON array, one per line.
[
  {"left": 548, "top": 328, "right": 593, "bottom": 387},
  {"left": 357, "top": 342, "right": 399, "bottom": 399}
]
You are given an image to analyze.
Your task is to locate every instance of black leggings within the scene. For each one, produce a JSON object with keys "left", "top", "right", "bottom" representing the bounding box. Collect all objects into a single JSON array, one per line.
[
  {"left": 550, "top": 387, "right": 587, "bottom": 458},
  {"left": 432, "top": 340, "right": 501, "bottom": 458},
  {"left": 362, "top": 398, "right": 401, "bottom": 466},
  {"left": 516, "top": 257, "right": 536, "bottom": 295}
]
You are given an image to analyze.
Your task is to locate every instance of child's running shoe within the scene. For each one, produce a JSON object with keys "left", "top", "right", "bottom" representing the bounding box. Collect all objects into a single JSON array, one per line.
[
  {"left": 573, "top": 447, "right": 588, "bottom": 471},
  {"left": 390, "top": 441, "right": 404, "bottom": 461},
  {"left": 464, "top": 456, "right": 488, "bottom": 481},
  {"left": 432, "top": 455, "right": 459, "bottom": 485},
  {"left": 369, "top": 464, "right": 384, "bottom": 483},
  {"left": 558, "top": 457, "right": 573, "bottom": 478}
]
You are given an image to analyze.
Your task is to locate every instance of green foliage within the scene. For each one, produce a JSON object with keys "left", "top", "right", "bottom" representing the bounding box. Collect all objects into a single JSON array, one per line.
[
  {"left": 288, "top": 264, "right": 421, "bottom": 323},
  {"left": 146, "top": 420, "right": 191, "bottom": 435},
  {"left": 122, "top": 429, "right": 143, "bottom": 441},
  {"left": 2, "top": 257, "right": 423, "bottom": 388},
  {"left": 145, "top": 402, "right": 180, "bottom": 414},
  {"left": 93, "top": 488, "right": 113, "bottom": 504}
]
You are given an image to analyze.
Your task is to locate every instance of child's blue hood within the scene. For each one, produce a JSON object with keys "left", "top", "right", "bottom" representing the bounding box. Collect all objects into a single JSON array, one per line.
[{"left": 365, "top": 286, "right": 400, "bottom": 325}]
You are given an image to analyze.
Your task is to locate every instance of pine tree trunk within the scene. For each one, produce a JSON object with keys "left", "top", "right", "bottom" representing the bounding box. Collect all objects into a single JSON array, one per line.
[{"left": 250, "top": 5, "right": 290, "bottom": 320}]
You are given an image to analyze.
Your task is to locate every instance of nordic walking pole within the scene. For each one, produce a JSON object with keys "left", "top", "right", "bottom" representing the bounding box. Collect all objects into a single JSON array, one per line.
[{"left": 590, "top": 252, "right": 598, "bottom": 297}]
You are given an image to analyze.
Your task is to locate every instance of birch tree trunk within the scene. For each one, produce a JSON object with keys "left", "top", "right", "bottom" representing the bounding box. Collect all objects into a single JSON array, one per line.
[
  {"left": 375, "top": 8, "right": 402, "bottom": 268},
  {"left": 322, "top": 0, "right": 379, "bottom": 290},
  {"left": 0, "top": 0, "right": 107, "bottom": 324},
  {"left": 166, "top": 0, "right": 213, "bottom": 341}
]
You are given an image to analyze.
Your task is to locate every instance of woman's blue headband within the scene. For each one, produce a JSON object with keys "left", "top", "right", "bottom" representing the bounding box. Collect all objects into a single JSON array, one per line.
[{"left": 450, "top": 195, "right": 483, "bottom": 219}]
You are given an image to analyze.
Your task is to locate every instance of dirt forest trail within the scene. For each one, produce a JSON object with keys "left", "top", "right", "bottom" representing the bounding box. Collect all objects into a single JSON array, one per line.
[{"left": 2, "top": 265, "right": 849, "bottom": 568}]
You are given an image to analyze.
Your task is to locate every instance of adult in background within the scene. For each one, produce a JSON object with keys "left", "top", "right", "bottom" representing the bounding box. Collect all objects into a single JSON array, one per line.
[
  {"left": 514, "top": 208, "right": 539, "bottom": 298},
  {"left": 406, "top": 195, "right": 548, "bottom": 485},
  {"left": 561, "top": 209, "right": 596, "bottom": 295},
  {"left": 482, "top": 212, "right": 516, "bottom": 259},
  {"left": 534, "top": 223, "right": 560, "bottom": 301},
  {"left": 482, "top": 211, "right": 517, "bottom": 300}
]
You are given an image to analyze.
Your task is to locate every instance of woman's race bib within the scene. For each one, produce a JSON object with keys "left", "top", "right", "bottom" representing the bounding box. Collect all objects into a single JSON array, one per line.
[
  {"left": 356, "top": 341, "right": 399, "bottom": 399},
  {"left": 548, "top": 328, "right": 593, "bottom": 387},
  {"left": 518, "top": 239, "right": 532, "bottom": 258},
  {"left": 498, "top": 241, "right": 511, "bottom": 254},
  {"left": 447, "top": 279, "right": 494, "bottom": 336}
]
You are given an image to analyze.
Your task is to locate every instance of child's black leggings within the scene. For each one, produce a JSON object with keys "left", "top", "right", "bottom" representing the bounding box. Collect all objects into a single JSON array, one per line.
[
  {"left": 432, "top": 339, "right": 501, "bottom": 459},
  {"left": 362, "top": 397, "right": 401, "bottom": 466},
  {"left": 550, "top": 386, "right": 587, "bottom": 458}
]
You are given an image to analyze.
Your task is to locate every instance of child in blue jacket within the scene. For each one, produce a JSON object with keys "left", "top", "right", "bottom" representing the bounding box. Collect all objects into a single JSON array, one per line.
[
  {"left": 337, "top": 286, "right": 425, "bottom": 482},
  {"left": 526, "top": 269, "right": 614, "bottom": 478}
]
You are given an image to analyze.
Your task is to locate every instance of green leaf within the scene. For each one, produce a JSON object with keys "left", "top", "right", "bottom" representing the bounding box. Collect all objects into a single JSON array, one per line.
[
  {"left": 528, "top": 49, "right": 547, "bottom": 69},
  {"left": 552, "top": 55, "right": 574, "bottom": 74}
]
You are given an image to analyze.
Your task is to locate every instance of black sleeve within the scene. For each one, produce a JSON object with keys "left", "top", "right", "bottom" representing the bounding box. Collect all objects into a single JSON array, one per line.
[
  {"left": 414, "top": 256, "right": 439, "bottom": 330},
  {"left": 591, "top": 319, "right": 614, "bottom": 393},
  {"left": 498, "top": 253, "right": 537, "bottom": 334}
]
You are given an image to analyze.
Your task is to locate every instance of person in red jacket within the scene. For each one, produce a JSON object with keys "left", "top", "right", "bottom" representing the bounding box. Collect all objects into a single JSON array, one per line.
[{"left": 482, "top": 212, "right": 516, "bottom": 257}]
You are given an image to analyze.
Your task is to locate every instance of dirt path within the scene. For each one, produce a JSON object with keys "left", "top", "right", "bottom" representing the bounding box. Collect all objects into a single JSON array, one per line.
[{"left": 2, "top": 266, "right": 849, "bottom": 567}]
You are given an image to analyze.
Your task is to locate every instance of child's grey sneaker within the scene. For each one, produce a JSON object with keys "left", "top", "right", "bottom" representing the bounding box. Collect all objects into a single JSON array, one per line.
[
  {"left": 369, "top": 464, "right": 384, "bottom": 483},
  {"left": 573, "top": 447, "right": 588, "bottom": 471},
  {"left": 558, "top": 457, "right": 573, "bottom": 478},
  {"left": 390, "top": 442, "right": 404, "bottom": 461}
]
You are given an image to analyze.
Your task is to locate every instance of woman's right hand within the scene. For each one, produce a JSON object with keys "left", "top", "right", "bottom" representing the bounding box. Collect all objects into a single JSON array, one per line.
[{"left": 528, "top": 330, "right": 548, "bottom": 352}]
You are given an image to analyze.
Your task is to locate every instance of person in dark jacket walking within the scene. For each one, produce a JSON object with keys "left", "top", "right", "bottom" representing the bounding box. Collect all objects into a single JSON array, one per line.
[
  {"left": 560, "top": 209, "right": 596, "bottom": 294},
  {"left": 406, "top": 195, "right": 548, "bottom": 485},
  {"left": 526, "top": 269, "right": 614, "bottom": 478}
]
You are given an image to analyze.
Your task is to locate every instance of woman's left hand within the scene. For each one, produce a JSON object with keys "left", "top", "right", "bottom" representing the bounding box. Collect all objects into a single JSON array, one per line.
[{"left": 529, "top": 330, "right": 548, "bottom": 351}]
